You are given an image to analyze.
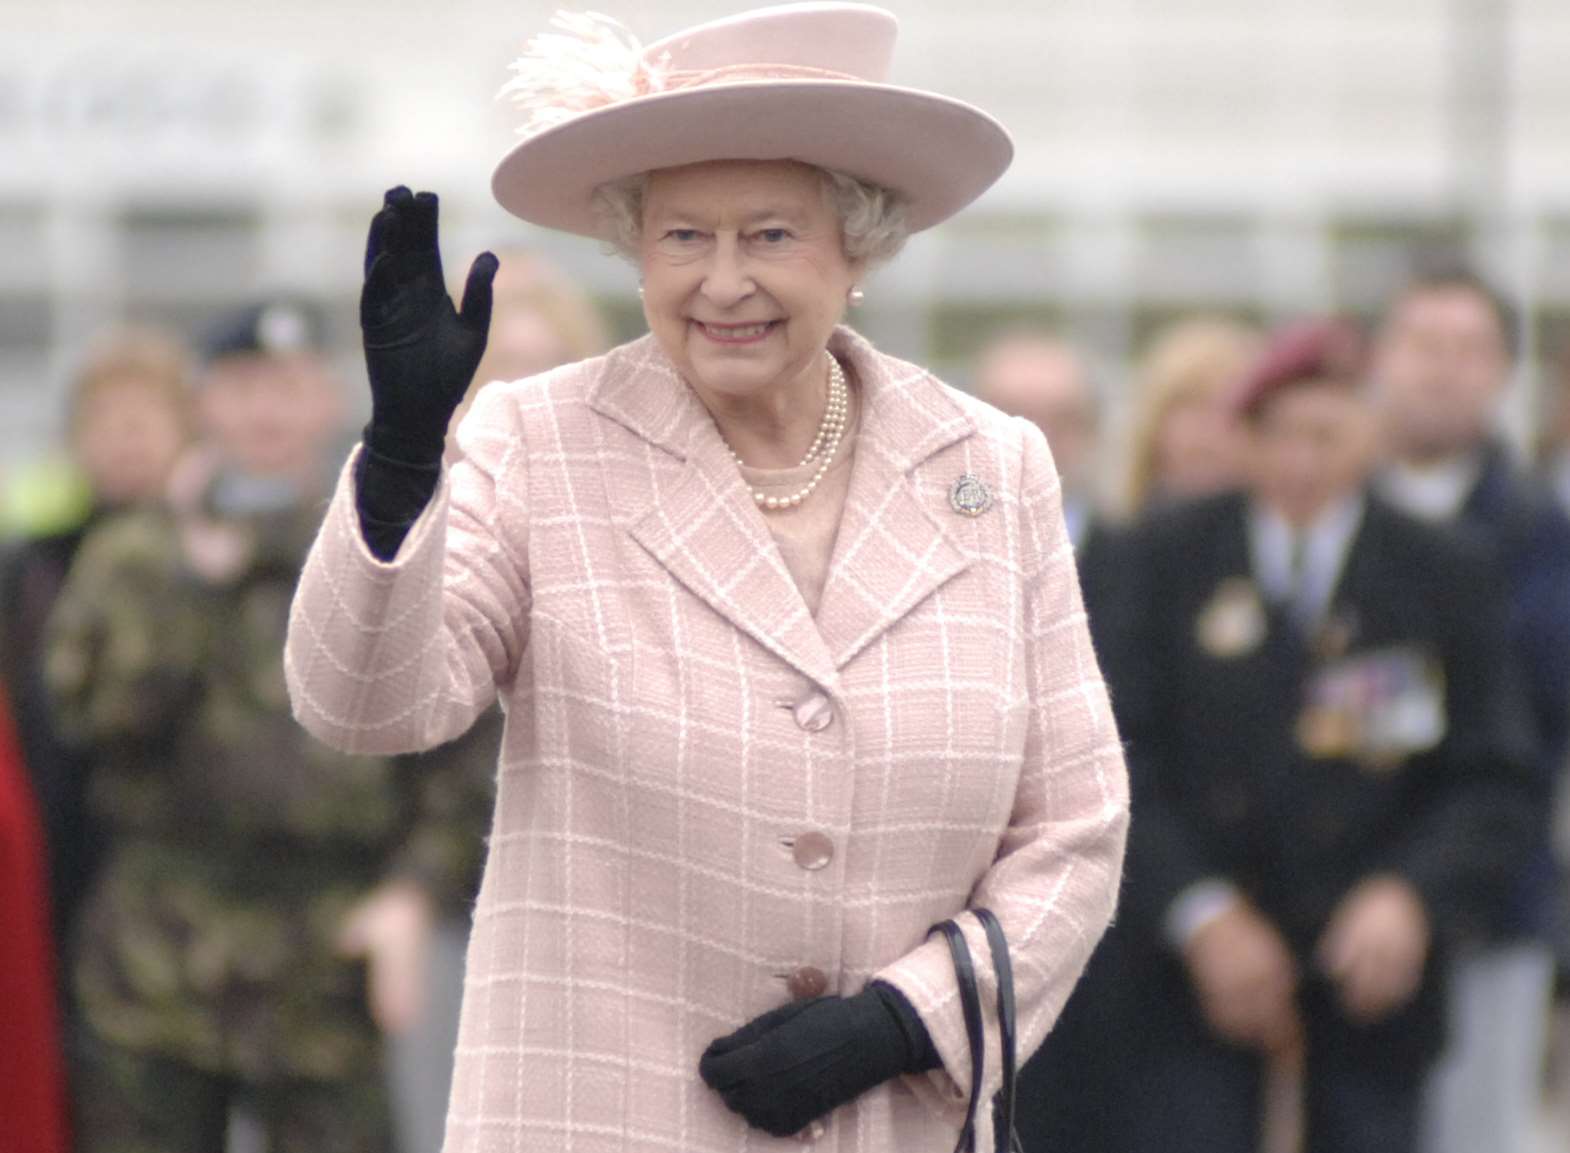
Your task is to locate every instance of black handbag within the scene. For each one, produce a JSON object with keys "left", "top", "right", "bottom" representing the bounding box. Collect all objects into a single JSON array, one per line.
[{"left": 926, "top": 908, "right": 1024, "bottom": 1153}]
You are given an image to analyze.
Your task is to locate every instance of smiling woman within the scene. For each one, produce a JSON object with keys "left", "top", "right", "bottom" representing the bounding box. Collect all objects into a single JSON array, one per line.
[
  {"left": 283, "top": 6, "right": 1129, "bottom": 1153},
  {"left": 634, "top": 160, "right": 863, "bottom": 471}
]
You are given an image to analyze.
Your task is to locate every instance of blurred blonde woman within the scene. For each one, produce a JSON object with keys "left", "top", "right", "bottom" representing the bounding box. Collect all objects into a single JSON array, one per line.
[
  {"left": 1123, "top": 317, "right": 1261, "bottom": 515},
  {"left": 443, "top": 247, "right": 610, "bottom": 457}
]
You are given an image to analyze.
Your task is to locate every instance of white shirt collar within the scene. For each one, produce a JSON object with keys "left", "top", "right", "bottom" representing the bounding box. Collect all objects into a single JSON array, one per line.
[
  {"left": 1248, "top": 494, "right": 1366, "bottom": 626},
  {"left": 1378, "top": 453, "right": 1484, "bottom": 523}
]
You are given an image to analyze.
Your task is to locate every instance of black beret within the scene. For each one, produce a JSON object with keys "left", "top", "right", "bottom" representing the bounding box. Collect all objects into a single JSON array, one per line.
[{"left": 199, "top": 299, "right": 327, "bottom": 366}]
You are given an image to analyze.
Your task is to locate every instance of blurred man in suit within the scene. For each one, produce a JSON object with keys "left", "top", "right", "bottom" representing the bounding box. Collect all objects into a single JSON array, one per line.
[
  {"left": 1370, "top": 267, "right": 1570, "bottom": 1153},
  {"left": 972, "top": 334, "right": 1100, "bottom": 545},
  {"left": 1107, "top": 320, "right": 1533, "bottom": 1153}
]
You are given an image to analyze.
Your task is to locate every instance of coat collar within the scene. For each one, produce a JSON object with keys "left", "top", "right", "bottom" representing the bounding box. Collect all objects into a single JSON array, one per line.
[{"left": 595, "top": 327, "right": 977, "bottom": 688}]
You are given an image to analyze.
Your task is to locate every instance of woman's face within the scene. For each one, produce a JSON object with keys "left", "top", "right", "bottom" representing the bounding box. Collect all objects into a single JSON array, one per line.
[
  {"left": 1154, "top": 391, "right": 1246, "bottom": 501},
  {"left": 639, "top": 159, "right": 860, "bottom": 406},
  {"left": 73, "top": 376, "right": 187, "bottom": 506}
]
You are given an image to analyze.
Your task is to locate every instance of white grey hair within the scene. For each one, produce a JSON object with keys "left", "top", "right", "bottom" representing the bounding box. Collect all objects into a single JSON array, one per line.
[{"left": 590, "top": 165, "right": 910, "bottom": 266}]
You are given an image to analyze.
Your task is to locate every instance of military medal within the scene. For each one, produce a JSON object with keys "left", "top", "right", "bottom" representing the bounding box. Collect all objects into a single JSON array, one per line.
[
  {"left": 1296, "top": 645, "right": 1446, "bottom": 766},
  {"left": 1195, "top": 577, "right": 1267, "bottom": 659},
  {"left": 1312, "top": 609, "right": 1358, "bottom": 662},
  {"left": 1296, "top": 704, "right": 1359, "bottom": 760}
]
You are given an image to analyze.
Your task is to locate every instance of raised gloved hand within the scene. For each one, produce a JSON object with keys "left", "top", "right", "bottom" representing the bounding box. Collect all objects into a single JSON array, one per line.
[
  {"left": 698, "top": 982, "right": 939, "bottom": 1138},
  {"left": 361, "top": 186, "right": 498, "bottom": 466}
]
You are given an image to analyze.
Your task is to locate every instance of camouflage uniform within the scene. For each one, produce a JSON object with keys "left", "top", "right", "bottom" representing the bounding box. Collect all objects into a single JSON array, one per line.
[{"left": 45, "top": 494, "right": 404, "bottom": 1153}]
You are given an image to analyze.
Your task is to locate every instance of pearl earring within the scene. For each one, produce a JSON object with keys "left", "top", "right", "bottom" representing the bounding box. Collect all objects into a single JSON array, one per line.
[
  {"left": 848, "top": 286, "right": 865, "bottom": 306},
  {"left": 637, "top": 282, "right": 645, "bottom": 299}
]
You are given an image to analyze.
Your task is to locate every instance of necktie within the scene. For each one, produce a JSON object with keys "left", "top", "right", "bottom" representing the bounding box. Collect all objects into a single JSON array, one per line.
[{"left": 1287, "top": 532, "right": 1315, "bottom": 632}]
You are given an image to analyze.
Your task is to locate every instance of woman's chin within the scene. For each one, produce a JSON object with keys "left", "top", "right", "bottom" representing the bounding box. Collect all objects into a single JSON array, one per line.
[{"left": 686, "top": 361, "right": 782, "bottom": 399}]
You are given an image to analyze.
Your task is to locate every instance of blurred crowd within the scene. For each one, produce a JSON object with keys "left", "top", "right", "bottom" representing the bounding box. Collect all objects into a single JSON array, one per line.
[{"left": 0, "top": 254, "right": 1567, "bottom": 1153}]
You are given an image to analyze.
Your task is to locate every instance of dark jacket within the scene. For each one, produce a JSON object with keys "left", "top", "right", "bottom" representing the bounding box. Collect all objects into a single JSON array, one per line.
[
  {"left": 1454, "top": 445, "right": 1570, "bottom": 939},
  {"left": 1114, "top": 491, "right": 1535, "bottom": 1062}
]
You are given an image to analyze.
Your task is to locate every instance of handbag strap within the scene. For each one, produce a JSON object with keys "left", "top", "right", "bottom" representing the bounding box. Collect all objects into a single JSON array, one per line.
[
  {"left": 927, "top": 918, "right": 985, "bottom": 1153},
  {"left": 974, "top": 908, "right": 1023, "bottom": 1153}
]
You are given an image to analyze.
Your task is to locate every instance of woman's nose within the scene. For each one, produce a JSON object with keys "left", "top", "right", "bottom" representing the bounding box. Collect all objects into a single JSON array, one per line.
[{"left": 699, "top": 239, "right": 756, "bottom": 308}]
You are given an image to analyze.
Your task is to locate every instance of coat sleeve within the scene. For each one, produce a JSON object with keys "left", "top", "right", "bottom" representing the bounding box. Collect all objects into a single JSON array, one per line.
[
  {"left": 872, "top": 418, "right": 1130, "bottom": 1135},
  {"left": 284, "top": 384, "right": 531, "bottom": 756}
]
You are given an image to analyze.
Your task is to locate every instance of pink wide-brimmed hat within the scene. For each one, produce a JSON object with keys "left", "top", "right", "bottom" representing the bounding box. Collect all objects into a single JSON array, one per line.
[{"left": 491, "top": 3, "right": 1014, "bottom": 239}]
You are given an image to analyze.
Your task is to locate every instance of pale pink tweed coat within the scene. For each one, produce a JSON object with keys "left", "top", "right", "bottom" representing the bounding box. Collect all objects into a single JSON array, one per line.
[{"left": 285, "top": 326, "right": 1129, "bottom": 1153}]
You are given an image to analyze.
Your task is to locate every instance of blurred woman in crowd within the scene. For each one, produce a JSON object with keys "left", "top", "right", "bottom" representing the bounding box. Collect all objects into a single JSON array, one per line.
[
  {"left": 1123, "top": 316, "right": 1260, "bottom": 514},
  {"left": 0, "top": 329, "right": 192, "bottom": 997}
]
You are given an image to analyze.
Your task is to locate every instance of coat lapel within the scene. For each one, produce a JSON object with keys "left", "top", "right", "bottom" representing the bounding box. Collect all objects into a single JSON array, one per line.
[
  {"left": 588, "top": 329, "right": 976, "bottom": 684},
  {"left": 814, "top": 329, "right": 976, "bottom": 669},
  {"left": 592, "top": 336, "right": 839, "bottom": 689}
]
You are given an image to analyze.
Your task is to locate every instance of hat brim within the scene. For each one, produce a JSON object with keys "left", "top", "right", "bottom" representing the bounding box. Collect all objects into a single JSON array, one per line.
[{"left": 491, "top": 80, "right": 1013, "bottom": 239}]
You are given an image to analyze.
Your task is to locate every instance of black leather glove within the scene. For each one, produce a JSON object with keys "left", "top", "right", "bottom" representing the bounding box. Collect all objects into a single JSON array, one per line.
[
  {"left": 698, "top": 981, "right": 940, "bottom": 1138},
  {"left": 354, "top": 187, "right": 497, "bottom": 559}
]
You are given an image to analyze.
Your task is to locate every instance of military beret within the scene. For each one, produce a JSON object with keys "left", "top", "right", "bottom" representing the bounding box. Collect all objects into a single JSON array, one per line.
[
  {"left": 1233, "top": 319, "right": 1367, "bottom": 419},
  {"left": 199, "top": 299, "right": 326, "bottom": 366}
]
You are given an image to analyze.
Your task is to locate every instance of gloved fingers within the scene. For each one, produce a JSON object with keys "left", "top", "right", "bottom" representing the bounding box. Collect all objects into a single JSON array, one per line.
[
  {"left": 702, "top": 996, "right": 822, "bottom": 1063},
  {"left": 458, "top": 252, "right": 499, "bottom": 335},
  {"left": 701, "top": 1003, "right": 849, "bottom": 1091},
  {"left": 364, "top": 204, "right": 395, "bottom": 278},
  {"left": 405, "top": 190, "right": 440, "bottom": 251},
  {"left": 365, "top": 186, "right": 417, "bottom": 273}
]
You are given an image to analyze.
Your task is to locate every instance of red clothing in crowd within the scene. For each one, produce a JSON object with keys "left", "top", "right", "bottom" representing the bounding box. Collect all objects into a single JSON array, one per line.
[{"left": 0, "top": 682, "right": 69, "bottom": 1153}]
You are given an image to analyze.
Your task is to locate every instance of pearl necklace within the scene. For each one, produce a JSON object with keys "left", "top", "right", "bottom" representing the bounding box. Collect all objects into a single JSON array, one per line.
[{"left": 727, "top": 353, "right": 849, "bottom": 511}]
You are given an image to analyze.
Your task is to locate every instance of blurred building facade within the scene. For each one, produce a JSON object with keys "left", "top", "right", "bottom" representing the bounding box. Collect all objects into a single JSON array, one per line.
[{"left": 2, "top": 0, "right": 1569, "bottom": 468}]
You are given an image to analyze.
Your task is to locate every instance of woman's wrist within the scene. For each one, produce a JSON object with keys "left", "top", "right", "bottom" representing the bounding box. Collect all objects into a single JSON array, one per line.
[
  {"left": 354, "top": 435, "right": 442, "bottom": 561},
  {"left": 868, "top": 980, "right": 942, "bottom": 1074}
]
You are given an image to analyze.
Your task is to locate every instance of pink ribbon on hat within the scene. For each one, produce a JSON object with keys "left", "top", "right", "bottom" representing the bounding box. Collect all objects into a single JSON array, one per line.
[{"left": 656, "top": 61, "right": 865, "bottom": 91}]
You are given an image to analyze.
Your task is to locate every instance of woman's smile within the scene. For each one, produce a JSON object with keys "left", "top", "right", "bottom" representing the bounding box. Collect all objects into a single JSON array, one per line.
[{"left": 691, "top": 319, "right": 782, "bottom": 345}]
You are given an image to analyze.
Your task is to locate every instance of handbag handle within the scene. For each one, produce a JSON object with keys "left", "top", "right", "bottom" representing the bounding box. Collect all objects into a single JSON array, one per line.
[
  {"left": 974, "top": 908, "right": 1024, "bottom": 1153},
  {"left": 927, "top": 910, "right": 1023, "bottom": 1153},
  {"left": 927, "top": 918, "right": 985, "bottom": 1153}
]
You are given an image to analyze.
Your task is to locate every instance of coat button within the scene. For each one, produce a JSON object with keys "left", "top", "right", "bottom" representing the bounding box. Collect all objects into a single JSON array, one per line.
[
  {"left": 785, "top": 966, "right": 829, "bottom": 1000},
  {"left": 791, "top": 832, "right": 835, "bottom": 871},
  {"left": 793, "top": 693, "right": 834, "bottom": 733}
]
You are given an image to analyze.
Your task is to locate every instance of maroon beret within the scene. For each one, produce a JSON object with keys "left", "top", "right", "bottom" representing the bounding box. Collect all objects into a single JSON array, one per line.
[{"left": 1233, "top": 319, "right": 1367, "bottom": 419}]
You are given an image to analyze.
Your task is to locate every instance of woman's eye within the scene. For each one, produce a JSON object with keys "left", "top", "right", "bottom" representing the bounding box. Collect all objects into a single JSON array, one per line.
[
  {"left": 663, "top": 229, "right": 701, "bottom": 243},
  {"left": 755, "top": 228, "right": 791, "bottom": 244}
]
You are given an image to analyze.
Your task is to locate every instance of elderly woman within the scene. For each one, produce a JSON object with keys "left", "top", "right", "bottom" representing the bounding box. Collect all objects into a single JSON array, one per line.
[{"left": 284, "top": 6, "right": 1128, "bottom": 1152}]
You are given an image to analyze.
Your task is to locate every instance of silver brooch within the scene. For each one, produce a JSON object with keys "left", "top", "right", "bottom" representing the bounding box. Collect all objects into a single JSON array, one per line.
[{"left": 949, "top": 473, "right": 992, "bottom": 517}]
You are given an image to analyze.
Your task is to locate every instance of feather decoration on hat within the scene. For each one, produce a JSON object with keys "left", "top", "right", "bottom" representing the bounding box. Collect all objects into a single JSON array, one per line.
[{"left": 497, "top": 11, "right": 669, "bottom": 138}]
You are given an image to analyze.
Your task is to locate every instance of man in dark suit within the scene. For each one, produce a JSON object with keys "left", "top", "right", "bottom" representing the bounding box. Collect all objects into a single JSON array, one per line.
[
  {"left": 1368, "top": 268, "right": 1570, "bottom": 1153},
  {"left": 1109, "top": 321, "right": 1534, "bottom": 1153}
]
